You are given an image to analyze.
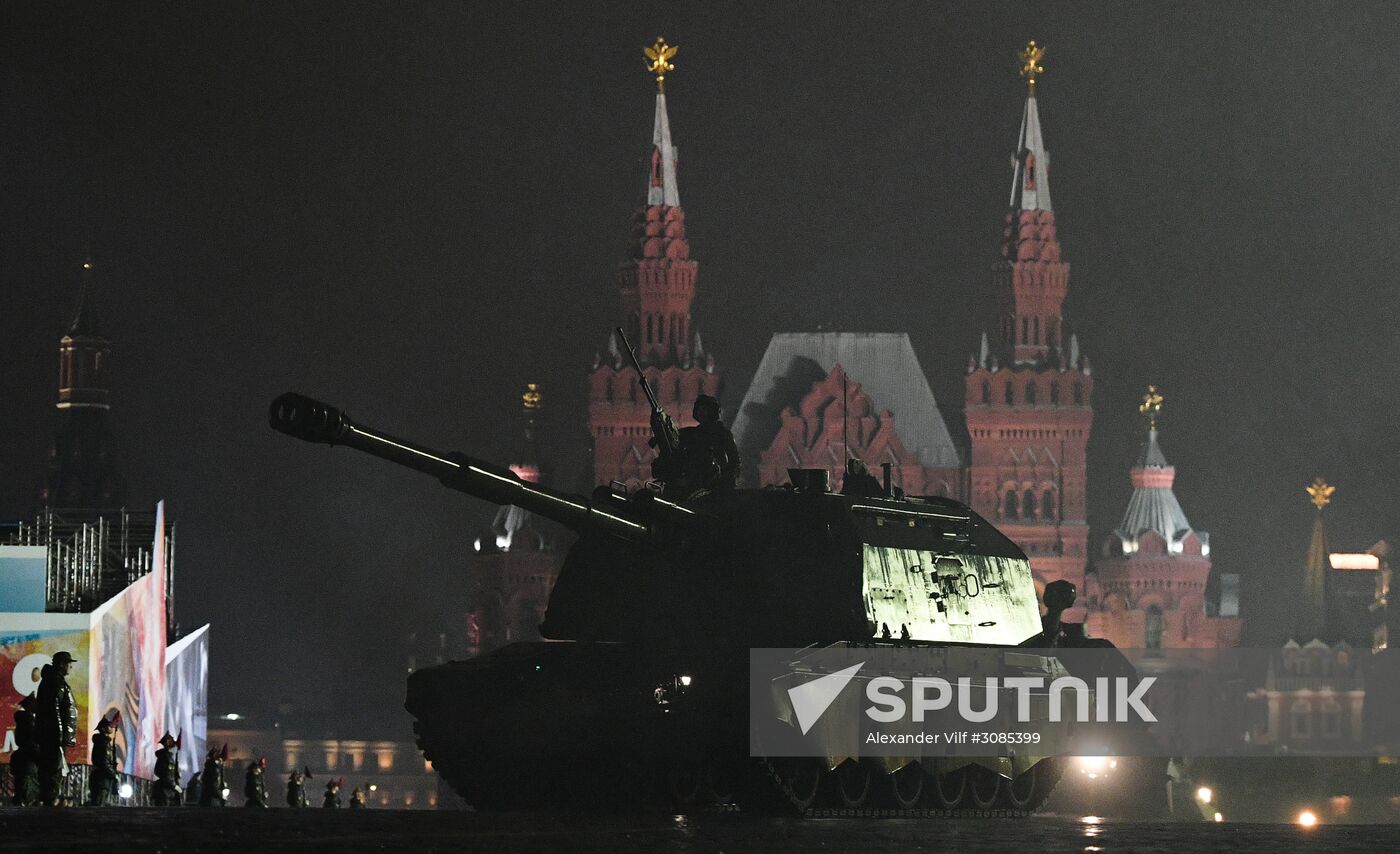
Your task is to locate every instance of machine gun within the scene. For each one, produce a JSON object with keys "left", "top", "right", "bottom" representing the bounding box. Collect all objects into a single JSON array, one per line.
[{"left": 614, "top": 327, "right": 680, "bottom": 477}]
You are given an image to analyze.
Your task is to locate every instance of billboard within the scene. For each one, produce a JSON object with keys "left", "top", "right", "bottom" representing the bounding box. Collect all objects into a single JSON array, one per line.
[
  {"left": 164, "top": 624, "right": 209, "bottom": 783},
  {"left": 0, "top": 546, "right": 47, "bottom": 613},
  {"left": 0, "top": 616, "right": 92, "bottom": 766}
]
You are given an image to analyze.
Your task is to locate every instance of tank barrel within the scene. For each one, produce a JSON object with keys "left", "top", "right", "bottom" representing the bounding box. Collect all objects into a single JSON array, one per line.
[{"left": 269, "top": 392, "right": 649, "bottom": 541}]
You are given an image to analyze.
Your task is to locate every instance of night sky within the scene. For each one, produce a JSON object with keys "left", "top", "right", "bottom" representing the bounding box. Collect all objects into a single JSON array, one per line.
[{"left": 3, "top": 2, "right": 1397, "bottom": 734}]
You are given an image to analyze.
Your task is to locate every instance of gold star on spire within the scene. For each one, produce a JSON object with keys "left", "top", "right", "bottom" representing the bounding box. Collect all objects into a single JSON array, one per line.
[
  {"left": 1307, "top": 477, "right": 1335, "bottom": 511},
  {"left": 1019, "top": 40, "right": 1046, "bottom": 94},
  {"left": 522, "top": 382, "right": 542, "bottom": 411},
  {"left": 644, "top": 37, "right": 677, "bottom": 93},
  {"left": 1138, "top": 384, "right": 1163, "bottom": 430}
]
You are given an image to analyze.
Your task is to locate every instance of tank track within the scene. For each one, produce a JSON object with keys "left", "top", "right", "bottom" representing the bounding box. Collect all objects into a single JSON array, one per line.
[{"left": 416, "top": 716, "right": 1061, "bottom": 817}]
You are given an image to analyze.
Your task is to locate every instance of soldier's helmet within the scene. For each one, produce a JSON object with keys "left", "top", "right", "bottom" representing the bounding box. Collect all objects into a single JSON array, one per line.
[
  {"left": 692, "top": 394, "right": 720, "bottom": 421},
  {"left": 96, "top": 716, "right": 113, "bottom": 732},
  {"left": 158, "top": 732, "right": 177, "bottom": 747}
]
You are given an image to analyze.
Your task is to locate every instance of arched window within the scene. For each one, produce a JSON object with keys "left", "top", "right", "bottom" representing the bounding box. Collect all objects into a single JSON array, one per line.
[
  {"left": 646, "top": 314, "right": 654, "bottom": 344},
  {"left": 981, "top": 381, "right": 991, "bottom": 404},
  {"left": 1042, "top": 490, "right": 1055, "bottom": 520},
  {"left": 1033, "top": 316, "right": 1040, "bottom": 345},
  {"left": 1025, "top": 381, "right": 1037, "bottom": 405},
  {"left": 1145, "top": 605, "right": 1164, "bottom": 649},
  {"left": 1073, "top": 382, "right": 1084, "bottom": 404},
  {"left": 1004, "top": 381, "right": 1014, "bottom": 405},
  {"left": 1290, "top": 700, "right": 1312, "bottom": 739},
  {"left": 1050, "top": 382, "right": 1060, "bottom": 405},
  {"left": 1021, "top": 318, "right": 1029, "bottom": 345},
  {"left": 1004, "top": 490, "right": 1018, "bottom": 519},
  {"left": 1023, "top": 489, "right": 1036, "bottom": 519}
]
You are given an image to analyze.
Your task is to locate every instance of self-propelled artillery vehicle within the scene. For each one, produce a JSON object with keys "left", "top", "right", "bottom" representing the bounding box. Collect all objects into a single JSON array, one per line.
[{"left": 269, "top": 391, "right": 1125, "bottom": 816}]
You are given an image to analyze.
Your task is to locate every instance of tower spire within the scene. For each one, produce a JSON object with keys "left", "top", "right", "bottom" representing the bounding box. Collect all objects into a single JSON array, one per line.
[
  {"left": 644, "top": 38, "right": 681, "bottom": 208},
  {"left": 69, "top": 257, "right": 100, "bottom": 337},
  {"left": 43, "top": 258, "right": 121, "bottom": 508},
  {"left": 1301, "top": 478, "right": 1334, "bottom": 639},
  {"left": 1010, "top": 41, "right": 1052, "bottom": 213}
]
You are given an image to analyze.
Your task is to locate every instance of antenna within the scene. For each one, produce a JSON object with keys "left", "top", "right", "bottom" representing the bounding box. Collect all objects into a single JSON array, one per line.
[{"left": 842, "top": 368, "right": 849, "bottom": 464}]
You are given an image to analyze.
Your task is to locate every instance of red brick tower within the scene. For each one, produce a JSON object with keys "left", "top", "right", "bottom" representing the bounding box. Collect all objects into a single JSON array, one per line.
[
  {"left": 1086, "top": 388, "right": 1241, "bottom": 649},
  {"left": 588, "top": 39, "right": 720, "bottom": 488},
  {"left": 964, "top": 43, "right": 1093, "bottom": 602}
]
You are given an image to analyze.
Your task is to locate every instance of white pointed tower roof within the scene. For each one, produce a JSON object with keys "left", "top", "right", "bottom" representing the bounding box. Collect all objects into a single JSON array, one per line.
[
  {"left": 1009, "top": 41, "right": 1052, "bottom": 212},
  {"left": 643, "top": 38, "right": 681, "bottom": 207}
]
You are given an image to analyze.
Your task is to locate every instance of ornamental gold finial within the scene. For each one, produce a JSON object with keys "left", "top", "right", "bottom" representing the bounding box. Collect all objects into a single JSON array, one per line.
[
  {"left": 644, "top": 37, "right": 677, "bottom": 93},
  {"left": 1019, "top": 40, "right": 1046, "bottom": 94},
  {"left": 1139, "top": 384, "right": 1163, "bottom": 430},
  {"left": 1307, "top": 477, "right": 1335, "bottom": 511},
  {"left": 522, "top": 382, "right": 543, "bottom": 411}
]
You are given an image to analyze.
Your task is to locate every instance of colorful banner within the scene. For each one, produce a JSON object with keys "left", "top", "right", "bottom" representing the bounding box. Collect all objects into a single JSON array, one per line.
[
  {"left": 88, "top": 501, "right": 168, "bottom": 778},
  {"left": 164, "top": 624, "right": 209, "bottom": 783},
  {"left": 0, "top": 620, "right": 92, "bottom": 766}
]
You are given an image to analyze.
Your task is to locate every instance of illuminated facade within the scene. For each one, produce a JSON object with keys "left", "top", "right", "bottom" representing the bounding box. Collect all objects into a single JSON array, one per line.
[
  {"left": 465, "top": 385, "right": 562, "bottom": 657},
  {"left": 1084, "top": 406, "right": 1241, "bottom": 649},
  {"left": 207, "top": 724, "right": 442, "bottom": 809}
]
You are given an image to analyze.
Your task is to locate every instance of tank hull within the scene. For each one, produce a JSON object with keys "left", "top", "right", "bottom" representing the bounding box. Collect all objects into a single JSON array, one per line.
[{"left": 407, "top": 641, "right": 1065, "bottom": 815}]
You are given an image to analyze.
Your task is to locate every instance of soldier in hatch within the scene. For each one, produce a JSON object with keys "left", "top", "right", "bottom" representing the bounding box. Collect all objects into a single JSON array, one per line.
[{"left": 657, "top": 394, "right": 739, "bottom": 497}]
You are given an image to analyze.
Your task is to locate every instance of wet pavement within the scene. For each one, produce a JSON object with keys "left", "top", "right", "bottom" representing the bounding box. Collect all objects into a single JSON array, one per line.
[{"left": 1, "top": 809, "right": 1398, "bottom": 853}]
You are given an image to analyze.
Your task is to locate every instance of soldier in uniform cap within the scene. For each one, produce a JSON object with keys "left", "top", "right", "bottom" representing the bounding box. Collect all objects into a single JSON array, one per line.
[
  {"left": 349, "top": 785, "right": 367, "bottom": 809},
  {"left": 666, "top": 394, "right": 739, "bottom": 497},
  {"left": 35, "top": 651, "right": 79, "bottom": 806},
  {"left": 323, "top": 777, "right": 343, "bottom": 808},
  {"left": 10, "top": 694, "right": 38, "bottom": 806},
  {"left": 286, "top": 767, "right": 310, "bottom": 808},
  {"left": 198, "top": 745, "right": 227, "bottom": 806},
  {"left": 244, "top": 756, "right": 268, "bottom": 807},
  {"left": 152, "top": 732, "right": 182, "bottom": 806},
  {"left": 88, "top": 715, "right": 118, "bottom": 806}
]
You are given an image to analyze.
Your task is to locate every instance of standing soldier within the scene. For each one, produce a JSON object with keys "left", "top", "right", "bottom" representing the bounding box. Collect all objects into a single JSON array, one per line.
[
  {"left": 88, "top": 715, "right": 119, "bottom": 806},
  {"left": 244, "top": 757, "right": 268, "bottom": 807},
  {"left": 322, "top": 777, "right": 343, "bottom": 808},
  {"left": 198, "top": 745, "right": 227, "bottom": 806},
  {"left": 34, "top": 651, "right": 79, "bottom": 806},
  {"left": 349, "top": 785, "right": 367, "bottom": 809},
  {"left": 152, "top": 732, "right": 182, "bottom": 805},
  {"left": 674, "top": 394, "right": 740, "bottom": 495},
  {"left": 10, "top": 694, "right": 38, "bottom": 806},
  {"left": 286, "top": 767, "right": 310, "bottom": 808}
]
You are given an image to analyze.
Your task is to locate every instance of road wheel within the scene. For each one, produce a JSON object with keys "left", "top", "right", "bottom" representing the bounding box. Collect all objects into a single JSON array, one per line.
[
  {"left": 965, "top": 766, "right": 1001, "bottom": 810},
  {"left": 930, "top": 768, "right": 966, "bottom": 809},
  {"left": 835, "top": 760, "right": 874, "bottom": 808},
  {"left": 888, "top": 763, "right": 925, "bottom": 809}
]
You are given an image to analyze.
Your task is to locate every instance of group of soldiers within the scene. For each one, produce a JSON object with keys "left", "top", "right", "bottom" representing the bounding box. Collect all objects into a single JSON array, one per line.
[
  {"left": 9, "top": 650, "right": 370, "bottom": 809},
  {"left": 9, "top": 650, "right": 79, "bottom": 807}
]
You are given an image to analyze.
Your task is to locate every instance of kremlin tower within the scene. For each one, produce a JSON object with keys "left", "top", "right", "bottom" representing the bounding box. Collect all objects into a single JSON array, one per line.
[
  {"left": 964, "top": 43, "right": 1092, "bottom": 601},
  {"left": 587, "top": 39, "right": 721, "bottom": 488},
  {"left": 1086, "top": 388, "right": 1241, "bottom": 649},
  {"left": 41, "top": 259, "right": 123, "bottom": 508}
]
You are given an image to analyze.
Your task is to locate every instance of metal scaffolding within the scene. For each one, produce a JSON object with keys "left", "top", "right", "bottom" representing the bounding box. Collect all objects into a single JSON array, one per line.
[{"left": 2, "top": 507, "right": 178, "bottom": 640}]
